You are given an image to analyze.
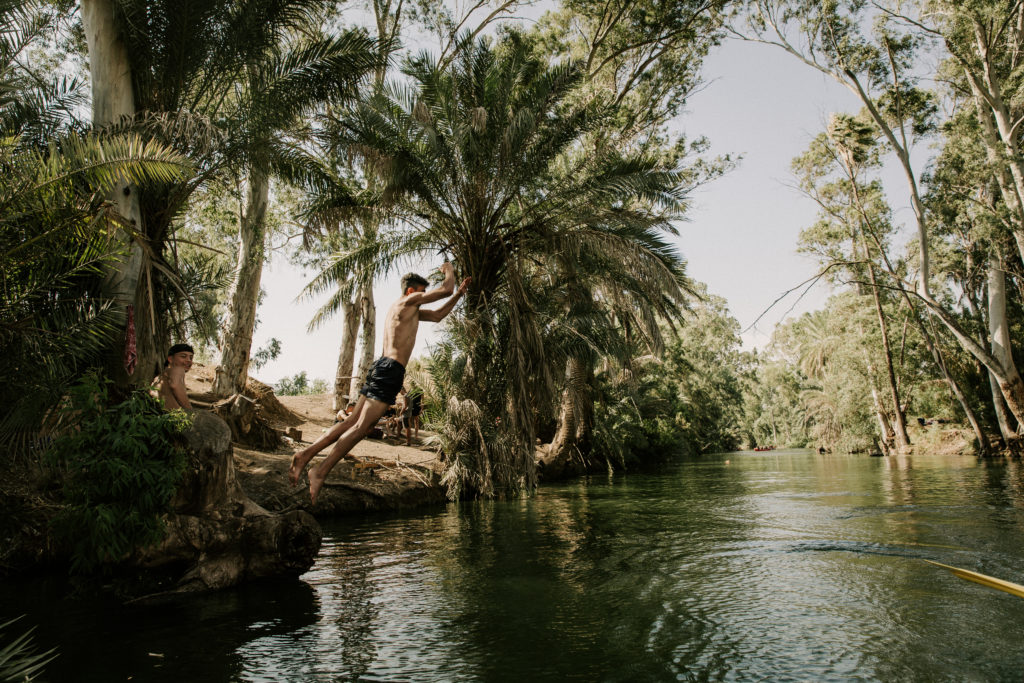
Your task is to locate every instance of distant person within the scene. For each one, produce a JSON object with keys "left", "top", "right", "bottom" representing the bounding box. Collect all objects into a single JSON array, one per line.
[
  {"left": 152, "top": 343, "right": 194, "bottom": 412},
  {"left": 290, "top": 263, "right": 470, "bottom": 503},
  {"left": 391, "top": 387, "right": 409, "bottom": 438},
  {"left": 404, "top": 385, "right": 423, "bottom": 445}
]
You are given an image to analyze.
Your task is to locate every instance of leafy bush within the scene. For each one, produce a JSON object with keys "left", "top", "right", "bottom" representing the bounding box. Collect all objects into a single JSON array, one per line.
[
  {"left": 276, "top": 371, "right": 328, "bottom": 395},
  {"left": 46, "top": 374, "right": 190, "bottom": 572},
  {"left": 250, "top": 337, "right": 282, "bottom": 370}
]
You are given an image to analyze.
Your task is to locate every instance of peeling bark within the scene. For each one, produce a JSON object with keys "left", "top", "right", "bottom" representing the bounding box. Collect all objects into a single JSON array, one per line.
[
  {"left": 213, "top": 170, "right": 269, "bottom": 398},
  {"left": 333, "top": 298, "right": 360, "bottom": 411},
  {"left": 350, "top": 280, "right": 376, "bottom": 400},
  {"left": 82, "top": 0, "right": 149, "bottom": 386}
]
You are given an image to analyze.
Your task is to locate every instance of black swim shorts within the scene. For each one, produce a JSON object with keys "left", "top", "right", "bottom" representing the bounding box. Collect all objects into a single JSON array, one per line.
[{"left": 360, "top": 357, "right": 405, "bottom": 405}]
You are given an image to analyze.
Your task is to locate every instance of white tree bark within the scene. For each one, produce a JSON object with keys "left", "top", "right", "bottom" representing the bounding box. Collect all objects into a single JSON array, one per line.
[
  {"left": 987, "top": 254, "right": 1021, "bottom": 443},
  {"left": 82, "top": 0, "right": 148, "bottom": 384},
  {"left": 333, "top": 298, "right": 360, "bottom": 411},
  {"left": 213, "top": 169, "right": 270, "bottom": 398},
  {"left": 350, "top": 279, "right": 377, "bottom": 400},
  {"left": 988, "top": 371, "right": 1018, "bottom": 443}
]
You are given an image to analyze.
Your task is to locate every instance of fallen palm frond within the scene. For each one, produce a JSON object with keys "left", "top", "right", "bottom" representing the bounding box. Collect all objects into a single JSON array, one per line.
[
  {"left": 925, "top": 560, "right": 1024, "bottom": 600},
  {"left": 0, "top": 616, "right": 57, "bottom": 682}
]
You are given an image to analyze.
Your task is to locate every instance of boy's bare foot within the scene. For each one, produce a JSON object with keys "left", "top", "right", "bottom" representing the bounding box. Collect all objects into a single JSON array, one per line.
[
  {"left": 289, "top": 449, "right": 313, "bottom": 486},
  {"left": 309, "top": 467, "right": 327, "bottom": 504}
]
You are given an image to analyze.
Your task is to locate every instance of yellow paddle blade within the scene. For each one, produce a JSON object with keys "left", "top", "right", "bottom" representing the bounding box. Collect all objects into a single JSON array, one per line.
[{"left": 925, "top": 560, "right": 1024, "bottom": 600}]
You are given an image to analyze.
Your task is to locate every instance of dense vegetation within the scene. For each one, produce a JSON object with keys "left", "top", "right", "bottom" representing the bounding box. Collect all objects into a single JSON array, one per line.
[
  {"left": 4, "top": 0, "right": 1024, "bottom": 551},
  {"left": 733, "top": 0, "right": 1024, "bottom": 456}
]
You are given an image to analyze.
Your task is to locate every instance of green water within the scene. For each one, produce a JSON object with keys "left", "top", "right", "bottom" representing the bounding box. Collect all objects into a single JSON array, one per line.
[{"left": 4, "top": 450, "right": 1024, "bottom": 681}]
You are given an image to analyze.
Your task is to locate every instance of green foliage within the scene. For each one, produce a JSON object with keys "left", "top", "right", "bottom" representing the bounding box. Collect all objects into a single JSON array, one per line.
[
  {"left": 0, "top": 1, "right": 189, "bottom": 449},
  {"left": 591, "top": 293, "right": 747, "bottom": 464},
  {"left": 0, "top": 616, "right": 56, "bottom": 682},
  {"left": 91, "top": 0, "right": 377, "bottom": 377},
  {"left": 251, "top": 338, "right": 282, "bottom": 370},
  {"left": 46, "top": 374, "right": 190, "bottom": 573},
  {"left": 275, "top": 371, "right": 328, "bottom": 395},
  {"left": 335, "top": 31, "right": 697, "bottom": 495}
]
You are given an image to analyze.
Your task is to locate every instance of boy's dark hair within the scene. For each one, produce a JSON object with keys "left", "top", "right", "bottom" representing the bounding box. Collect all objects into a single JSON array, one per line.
[
  {"left": 164, "top": 343, "right": 194, "bottom": 367},
  {"left": 401, "top": 272, "right": 429, "bottom": 293}
]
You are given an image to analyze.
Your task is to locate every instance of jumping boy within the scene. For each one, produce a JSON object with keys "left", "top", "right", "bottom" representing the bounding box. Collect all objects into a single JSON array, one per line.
[
  {"left": 289, "top": 263, "right": 470, "bottom": 503},
  {"left": 152, "top": 343, "right": 194, "bottom": 412}
]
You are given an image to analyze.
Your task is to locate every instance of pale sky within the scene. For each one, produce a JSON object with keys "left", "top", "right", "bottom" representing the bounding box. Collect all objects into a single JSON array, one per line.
[{"left": 249, "top": 36, "right": 871, "bottom": 386}]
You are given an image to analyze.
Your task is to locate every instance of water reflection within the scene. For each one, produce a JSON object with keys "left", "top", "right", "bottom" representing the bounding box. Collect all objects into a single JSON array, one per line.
[
  {"left": 0, "top": 578, "right": 318, "bottom": 682},
  {"left": 3, "top": 450, "right": 1024, "bottom": 681}
]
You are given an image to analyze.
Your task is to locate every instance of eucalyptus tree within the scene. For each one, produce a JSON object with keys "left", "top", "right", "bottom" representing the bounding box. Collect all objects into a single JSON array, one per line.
[
  {"left": 210, "top": 30, "right": 378, "bottom": 398},
  {"left": 301, "top": 0, "right": 538, "bottom": 412},
  {"left": 1, "top": 1, "right": 188, "bottom": 444},
  {"left": 792, "top": 113, "right": 911, "bottom": 450},
  {"left": 925, "top": 107, "right": 1022, "bottom": 445},
  {"left": 333, "top": 33, "right": 692, "bottom": 496},
  {"left": 897, "top": 1, "right": 1024, "bottom": 266},
  {"left": 79, "top": 0, "right": 373, "bottom": 387},
  {"left": 744, "top": 0, "right": 1024, "bottom": 427}
]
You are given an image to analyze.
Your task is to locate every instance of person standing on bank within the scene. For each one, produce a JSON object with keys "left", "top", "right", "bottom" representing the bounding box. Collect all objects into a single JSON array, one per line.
[{"left": 289, "top": 263, "right": 470, "bottom": 503}]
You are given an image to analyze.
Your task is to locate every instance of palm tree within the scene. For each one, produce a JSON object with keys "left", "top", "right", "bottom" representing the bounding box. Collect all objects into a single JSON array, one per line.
[
  {"left": 537, "top": 218, "right": 694, "bottom": 478},
  {"left": 334, "top": 32, "right": 692, "bottom": 496},
  {"left": 1, "top": 0, "right": 188, "bottom": 446},
  {"left": 80, "top": 0, "right": 374, "bottom": 387}
]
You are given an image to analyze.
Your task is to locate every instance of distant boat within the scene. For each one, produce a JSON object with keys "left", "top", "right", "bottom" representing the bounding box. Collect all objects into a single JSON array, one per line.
[{"left": 753, "top": 446, "right": 775, "bottom": 452}]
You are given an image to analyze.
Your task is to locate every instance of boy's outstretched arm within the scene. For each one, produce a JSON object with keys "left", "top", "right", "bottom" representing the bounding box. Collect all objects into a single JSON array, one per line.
[
  {"left": 407, "top": 262, "right": 456, "bottom": 307},
  {"left": 419, "top": 277, "right": 470, "bottom": 322}
]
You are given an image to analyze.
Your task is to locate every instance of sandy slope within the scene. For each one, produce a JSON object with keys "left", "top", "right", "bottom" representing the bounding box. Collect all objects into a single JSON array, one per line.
[{"left": 183, "top": 362, "right": 444, "bottom": 514}]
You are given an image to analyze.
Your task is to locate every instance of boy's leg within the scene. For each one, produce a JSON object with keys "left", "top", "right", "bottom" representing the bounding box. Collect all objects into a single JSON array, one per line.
[
  {"left": 309, "top": 397, "right": 390, "bottom": 503},
  {"left": 289, "top": 396, "right": 366, "bottom": 485}
]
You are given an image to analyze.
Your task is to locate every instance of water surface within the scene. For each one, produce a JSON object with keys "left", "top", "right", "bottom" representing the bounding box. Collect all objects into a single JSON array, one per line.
[{"left": 5, "top": 450, "right": 1024, "bottom": 681}]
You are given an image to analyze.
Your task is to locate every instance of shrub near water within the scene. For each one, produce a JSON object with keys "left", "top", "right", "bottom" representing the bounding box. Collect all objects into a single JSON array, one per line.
[{"left": 46, "top": 374, "right": 190, "bottom": 572}]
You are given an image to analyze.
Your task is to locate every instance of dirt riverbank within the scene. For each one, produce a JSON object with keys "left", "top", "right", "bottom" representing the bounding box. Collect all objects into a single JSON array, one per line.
[{"left": 187, "top": 363, "right": 449, "bottom": 517}]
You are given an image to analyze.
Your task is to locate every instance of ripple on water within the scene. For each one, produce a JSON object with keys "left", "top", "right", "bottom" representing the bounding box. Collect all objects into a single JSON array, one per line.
[{"left": 5, "top": 451, "right": 1024, "bottom": 682}]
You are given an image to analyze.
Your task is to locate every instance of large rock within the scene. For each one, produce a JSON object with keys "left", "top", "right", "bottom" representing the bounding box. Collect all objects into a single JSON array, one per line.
[{"left": 133, "top": 411, "right": 321, "bottom": 592}]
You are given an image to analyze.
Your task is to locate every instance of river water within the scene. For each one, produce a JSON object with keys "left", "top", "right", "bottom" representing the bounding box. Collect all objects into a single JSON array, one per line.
[{"left": 4, "top": 449, "right": 1024, "bottom": 681}]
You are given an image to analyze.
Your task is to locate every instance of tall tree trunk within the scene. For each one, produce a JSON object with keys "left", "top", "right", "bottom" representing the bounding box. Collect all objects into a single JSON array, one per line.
[
  {"left": 987, "top": 254, "right": 1021, "bottom": 444},
  {"left": 213, "top": 170, "right": 269, "bottom": 398},
  {"left": 857, "top": 208, "right": 989, "bottom": 452},
  {"left": 540, "top": 356, "right": 592, "bottom": 478},
  {"left": 860, "top": 235, "right": 910, "bottom": 448},
  {"left": 333, "top": 297, "right": 360, "bottom": 411},
  {"left": 871, "top": 381, "right": 894, "bottom": 455},
  {"left": 350, "top": 280, "right": 376, "bottom": 400},
  {"left": 989, "top": 371, "right": 1018, "bottom": 444},
  {"left": 82, "top": 0, "right": 148, "bottom": 387},
  {"left": 861, "top": 337, "right": 894, "bottom": 454}
]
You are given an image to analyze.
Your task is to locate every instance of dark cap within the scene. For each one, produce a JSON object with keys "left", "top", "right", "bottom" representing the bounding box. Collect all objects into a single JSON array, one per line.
[
  {"left": 164, "top": 343, "right": 194, "bottom": 366},
  {"left": 167, "top": 343, "right": 194, "bottom": 357}
]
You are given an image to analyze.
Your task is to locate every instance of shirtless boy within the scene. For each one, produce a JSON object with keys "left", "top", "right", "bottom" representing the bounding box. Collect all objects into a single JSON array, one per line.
[
  {"left": 152, "top": 343, "right": 194, "bottom": 411},
  {"left": 289, "top": 262, "right": 470, "bottom": 503}
]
